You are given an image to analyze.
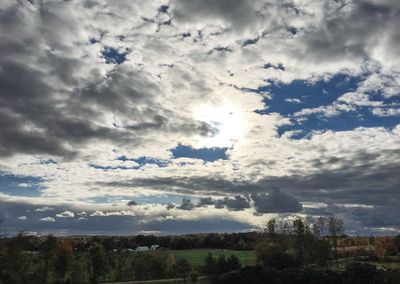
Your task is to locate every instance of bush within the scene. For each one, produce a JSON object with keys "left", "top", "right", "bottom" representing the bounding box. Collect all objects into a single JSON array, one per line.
[{"left": 256, "top": 242, "right": 301, "bottom": 270}]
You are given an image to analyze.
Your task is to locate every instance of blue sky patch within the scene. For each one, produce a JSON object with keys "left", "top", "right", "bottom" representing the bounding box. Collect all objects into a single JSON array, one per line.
[
  {"left": 258, "top": 74, "right": 361, "bottom": 116},
  {"left": 0, "top": 173, "right": 43, "bottom": 197},
  {"left": 254, "top": 74, "right": 400, "bottom": 138},
  {"left": 102, "top": 47, "right": 129, "bottom": 64},
  {"left": 171, "top": 144, "right": 228, "bottom": 162}
]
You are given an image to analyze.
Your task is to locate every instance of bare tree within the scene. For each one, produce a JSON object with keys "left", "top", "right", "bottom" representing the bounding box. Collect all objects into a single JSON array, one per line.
[
  {"left": 313, "top": 217, "right": 327, "bottom": 237},
  {"left": 328, "top": 217, "right": 344, "bottom": 268},
  {"left": 267, "top": 218, "right": 276, "bottom": 242}
]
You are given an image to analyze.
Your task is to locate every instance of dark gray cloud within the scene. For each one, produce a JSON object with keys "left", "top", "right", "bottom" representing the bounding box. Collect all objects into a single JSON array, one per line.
[
  {"left": 171, "top": 0, "right": 257, "bottom": 30},
  {"left": 99, "top": 149, "right": 400, "bottom": 213},
  {"left": 176, "top": 198, "right": 195, "bottom": 210},
  {"left": 0, "top": 2, "right": 216, "bottom": 158},
  {"left": 127, "top": 200, "right": 137, "bottom": 206},
  {"left": 178, "top": 195, "right": 250, "bottom": 211},
  {"left": 196, "top": 197, "right": 216, "bottom": 207},
  {"left": 166, "top": 203, "right": 175, "bottom": 210},
  {"left": 251, "top": 188, "right": 302, "bottom": 213},
  {"left": 221, "top": 195, "right": 251, "bottom": 211},
  {"left": 297, "top": 0, "right": 400, "bottom": 64}
]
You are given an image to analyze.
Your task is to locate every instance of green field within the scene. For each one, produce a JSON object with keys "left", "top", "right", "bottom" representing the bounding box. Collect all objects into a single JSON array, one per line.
[{"left": 173, "top": 249, "right": 256, "bottom": 266}]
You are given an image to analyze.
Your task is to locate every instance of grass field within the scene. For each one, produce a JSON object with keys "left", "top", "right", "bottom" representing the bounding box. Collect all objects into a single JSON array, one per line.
[{"left": 173, "top": 249, "right": 256, "bottom": 266}]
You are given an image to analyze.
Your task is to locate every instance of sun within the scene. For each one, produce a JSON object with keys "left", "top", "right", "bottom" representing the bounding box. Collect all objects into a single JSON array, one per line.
[{"left": 193, "top": 102, "right": 246, "bottom": 148}]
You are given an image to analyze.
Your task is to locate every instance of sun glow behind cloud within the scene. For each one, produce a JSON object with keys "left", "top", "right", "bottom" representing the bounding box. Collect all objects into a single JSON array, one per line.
[
  {"left": 0, "top": 0, "right": 400, "bottom": 236},
  {"left": 193, "top": 103, "right": 246, "bottom": 148}
]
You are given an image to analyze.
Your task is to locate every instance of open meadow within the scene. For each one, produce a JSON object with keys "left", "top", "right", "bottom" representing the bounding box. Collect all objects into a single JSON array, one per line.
[{"left": 173, "top": 249, "right": 256, "bottom": 266}]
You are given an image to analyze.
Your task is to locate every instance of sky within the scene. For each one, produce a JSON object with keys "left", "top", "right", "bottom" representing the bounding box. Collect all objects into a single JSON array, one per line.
[{"left": 0, "top": 0, "right": 400, "bottom": 236}]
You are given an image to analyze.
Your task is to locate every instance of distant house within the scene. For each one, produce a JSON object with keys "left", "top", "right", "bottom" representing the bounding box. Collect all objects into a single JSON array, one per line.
[
  {"left": 135, "top": 246, "right": 149, "bottom": 252},
  {"left": 150, "top": 245, "right": 160, "bottom": 251},
  {"left": 122, "top": 248, "right": 135, "bottom": 253}
]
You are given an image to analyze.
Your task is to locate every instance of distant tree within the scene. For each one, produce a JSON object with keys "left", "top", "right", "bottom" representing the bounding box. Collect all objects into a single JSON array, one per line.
[
  {"left": 226, "top": 254, "right": 241, "bottom": 271},
  {"left": 176, "top": 258, "right": 191, "bottom": 284},
  {"left": 293, "top": 218, "right": 308, "bottom": 265},
  {"left": 1, "top": 230, "right": 36, "bottom": 283},
  {"left": 132, "top": 250, "right": 175, "bottom": 280},
  {"left": 255, "top": 241, "right": 300, "bottom": 270},
  {"left": 328, "top": 217, "right": 344, "bottom": 267},
  {"left": 345, "top": 262, "right": 384, "bottom": 284},
  {"left": 394, "top": 234, "right": 400, "bottom": 254},
  {"left": 39, "top": 235, "right": 57, "bottom": 283},
  {"left": 54, "top": 240, "right": 74, "bottom": 283},
  {"left": 313, "top": 217, "right": 327, "bottom": 237},
  {"left": 267, "top": 219, "right": 277, "bottom": 243},
  {"left": 88, "top": 242, "right": 106, "bottom": 284},
  {"left": 216, "top": 255, "right": 228, "bottom": 274},
  {"left": 189, "top": 270, "right": 200, "bottom": 284},
  {"left": 203, "top": 253, "right": 218, "bottom": 279}
]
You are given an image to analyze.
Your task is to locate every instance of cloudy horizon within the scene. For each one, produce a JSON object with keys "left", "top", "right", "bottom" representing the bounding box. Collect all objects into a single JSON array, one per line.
[{"left": 0, "top": 0, "right": 400, "bottom": 236}]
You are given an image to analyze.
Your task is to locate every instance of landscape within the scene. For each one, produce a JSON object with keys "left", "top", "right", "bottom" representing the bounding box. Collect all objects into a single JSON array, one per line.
[
  {"left": 2, "top": 218, "right": 400, "bottom": 283},
  {"left": 1, "top": 0, "right": 400, "bottom": 283}
]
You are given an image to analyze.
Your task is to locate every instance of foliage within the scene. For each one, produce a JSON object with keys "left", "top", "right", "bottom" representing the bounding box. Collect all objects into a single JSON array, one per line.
[
  {"left": 216, "top": 263, "right": 400, "bottom": 284},
  {"left": 131, "top": 250, "right": 177, "bottom": 280}
]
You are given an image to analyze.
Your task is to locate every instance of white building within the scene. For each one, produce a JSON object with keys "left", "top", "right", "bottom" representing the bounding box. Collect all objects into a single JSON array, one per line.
[
  {"left": 150, "top": 245, "right": 160, "bottom": 251},
  {"left": 135, "top": 246, "right": 149, "bottom": 252}
]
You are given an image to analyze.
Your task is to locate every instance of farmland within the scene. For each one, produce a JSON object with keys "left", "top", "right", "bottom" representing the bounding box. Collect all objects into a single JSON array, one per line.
[{"left": 173, "top": 249, "right": 256, "bottom": 266}]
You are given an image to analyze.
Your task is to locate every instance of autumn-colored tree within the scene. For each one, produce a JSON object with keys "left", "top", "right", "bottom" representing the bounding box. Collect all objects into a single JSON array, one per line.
[{"left": 54, "top": 240, "right": 74, "bottom": 282}]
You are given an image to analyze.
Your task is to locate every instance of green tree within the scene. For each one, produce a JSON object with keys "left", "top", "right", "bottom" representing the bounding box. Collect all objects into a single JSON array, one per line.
[
  {"left": 203, "top": 253, "right": 217, "bottom": 279},
  {"left": 176, "top": 258, "right": 191, "bottom": 284},
  {"left": 39, "top": 235, "right": 57, "bottom": 283},
  {"left": 267, "top": 218, "right": 277, "bottom": 243},
  {"left": 88, "top": 242, "right": 106, "bottom": 284},
  {"left": 226, "top": 254, "right": 241, "bottom": 271},
  {"left": 255, "top": 240, "right": 299, "bottom": 270},
  {"left": 189, "top": 271, "right": 199, "bottom": 284}
]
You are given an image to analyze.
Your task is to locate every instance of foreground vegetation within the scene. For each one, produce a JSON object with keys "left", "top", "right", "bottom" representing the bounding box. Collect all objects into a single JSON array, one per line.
[{"left": 1, "top": 216, "right": 400, "bottom": 283}]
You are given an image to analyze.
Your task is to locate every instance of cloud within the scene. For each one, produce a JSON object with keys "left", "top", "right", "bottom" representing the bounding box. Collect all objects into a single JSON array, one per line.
[
  {"left": 197, "top": 197, "right": 216, "bottom": 207},
  {"left": 0, "top": 0, "right": 399, "bottom": 236},
  {"left": 40, "top": 217, "right": 56, "bottom": 222},
  {"left": 35, "top": 207, "right": 55, "bottom": 212},
  {"left": 251, "top": 188, "right": 302, "bottom": 214},
  {"left": 127, "top": 200, "right": 138, "bottom": 206},
  {"left": 17, "top": 215, "right": 27, "bottom": 220},
  {"left": 55, "top": 211, "right": 75, "bottom": 218},
  {"left": 372, "top": 107, "right": 400, "bottom": 117},
  {"left": 220, "top": 195, "right": 251, "bottom": 211},
  {"left": 171, "top": 0, "right": 259, "bottom": 31},
  {"left": 90, "top": 210, "right": 135, "bottom": 217},
  {"left": 285, "top": 98, "right": 302, "bottom": 104},
  {"left": 166, "top": 203, "right": 176, "bottom": 210},
  {"left": 176, "top": 198, "right": 195, "bottom": 211}
]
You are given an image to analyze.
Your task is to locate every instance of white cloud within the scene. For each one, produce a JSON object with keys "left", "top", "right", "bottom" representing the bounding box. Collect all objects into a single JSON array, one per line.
[
  {"left": 17, "top": 215, "right": 27, "bottom": 220},
  {"left": 284, "top": 98, "right": 302, "bottom": 104},
  {"left": 372, "top": 107, "right": 400, "bottom": 117},
  {"left": 0, "top": 0, "right": 399, "bottom": 235},
  {"left": 55, "top": 211, "right": 75, "bottom": 218},
  {"left": 35, "top": 206, "right": 55, "bottom": 212},
  {"left": 40, "top": 217, "right": 56, "bottom": 222}
]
